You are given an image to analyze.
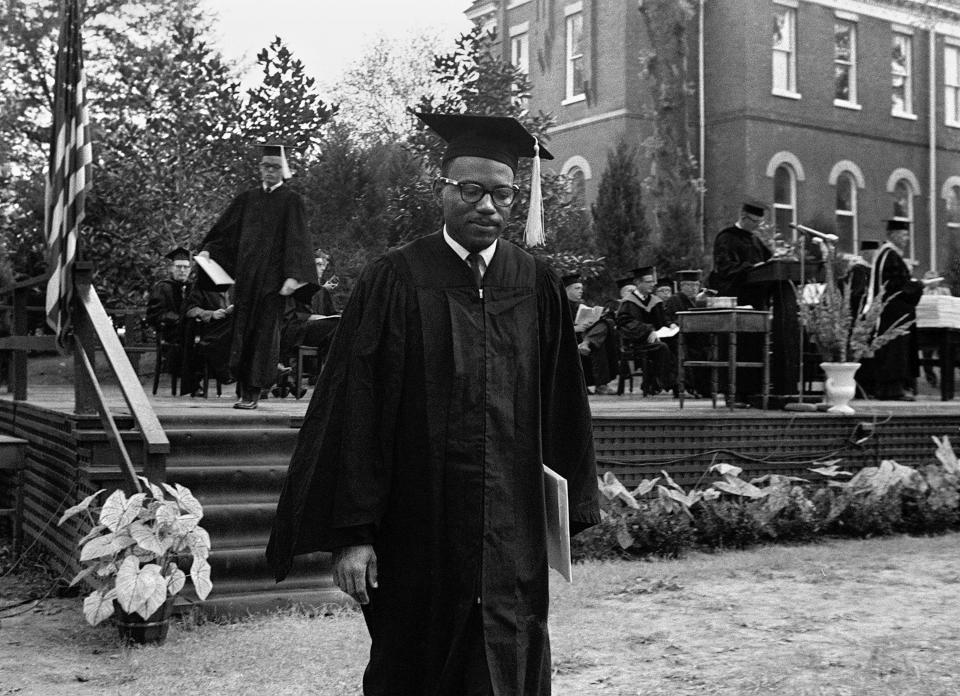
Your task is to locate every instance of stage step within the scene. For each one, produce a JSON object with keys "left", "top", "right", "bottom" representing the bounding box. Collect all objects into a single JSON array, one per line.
[{"left": 160, "top": 419, "right": 345, "bottom": 616}]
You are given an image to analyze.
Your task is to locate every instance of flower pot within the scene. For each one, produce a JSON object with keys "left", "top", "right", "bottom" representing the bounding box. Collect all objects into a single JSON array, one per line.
[
  {"left": 114, "top": 597, "right": 174, "bottom": 645},
  {"left": 820, "top": 361, "right": 860, "bottom": 415}
]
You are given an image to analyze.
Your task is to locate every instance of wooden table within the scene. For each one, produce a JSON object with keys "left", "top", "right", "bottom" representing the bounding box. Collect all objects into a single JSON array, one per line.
[
  {"left": 676, "top": 309, "right": 772, "bottom": 410},
  {"left": 917, "top": 326, "right": 960, "bottom": 400}
]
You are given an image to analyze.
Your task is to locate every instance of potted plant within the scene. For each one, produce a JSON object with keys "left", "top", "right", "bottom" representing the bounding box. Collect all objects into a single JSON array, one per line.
[
  {"left": 797, "top": 248, "right": 913, "bottom": 413},
  {"left": 58, "top": 476, "right": 212, "bottom": 644}
]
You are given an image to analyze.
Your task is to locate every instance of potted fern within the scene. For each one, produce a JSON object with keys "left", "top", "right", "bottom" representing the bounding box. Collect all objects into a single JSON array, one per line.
[
  {"left": 797, "top": 249, "right": 914, "bottom": 413},
  {"left": 58, "top": 476, "right": 213, "bottom": 644}
]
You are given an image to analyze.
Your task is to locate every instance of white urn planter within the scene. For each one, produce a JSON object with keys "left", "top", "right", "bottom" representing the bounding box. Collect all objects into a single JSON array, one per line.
[{"left": 820, "top": 361, "right": 861, "bottom": 414}]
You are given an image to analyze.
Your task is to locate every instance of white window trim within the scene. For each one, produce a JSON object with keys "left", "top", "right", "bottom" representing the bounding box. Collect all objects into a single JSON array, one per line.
[
  {"left": 561, "top": 155, "right": 592, "bottom": 179},
  {"left": 561, "top": 94, "right": 587, "bottom": 106},
  {"left": 834, "top": 19, "right": 858, "bottom": 107},
  {"left": 893, "top": 112, "right": 918, "bottom": 121},
  {"left": 765, "top": 151, "right": 807, "bottom": 181},
  {"left": 772, "top": 88, "right": 802, "bottom": 100},
  {"left": 940, "top": 176, "right": 960, "bottom": 201},
  {"left": 892, "top": 23, "right": 914, "bottom": 35},
  {"left": 835, "top": 9, "right": 858, "bottom": 22},
  {"left": 565, "top": 7, "right": 585, "bottom": 102},
  {"left": 772, "top": 165, "right": 798, "bottom": 235},
  {"left": 773, "top": 0, "right": 798, "bottom": 7},
  {"left": 828, "top": 160, "right": 865, "bottom": 188},
  {"left": 564, "top": 1, "right": 583, "bottom": 16},
  {"left": 891, "top": 31, "right": 914, "bottom": 118},
  {"left": 835, "top": 173, "right": 859, "bottom": 250},
  {"left": 509, "top": 21, "right": 529, "bottom": 37},
  {"left": 772, "top": 4, "right": 798, "bottom": 97},
  {"left": 945, "top": 45, "right": 960, "bottom": 128},
  {"left": 886, "top": 167, "right": 920, "bottom": 194},
  {"left": 506, "top": 0, "right": 533, "bottom": 8}
]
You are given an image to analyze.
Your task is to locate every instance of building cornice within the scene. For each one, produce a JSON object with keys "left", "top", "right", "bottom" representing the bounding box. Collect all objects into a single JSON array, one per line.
[
  {"left": 465, "top": 1, "right": 499, "bottom": 21},
  {"left": 801, "top": 0, "right": 960, "bottom": 35}
]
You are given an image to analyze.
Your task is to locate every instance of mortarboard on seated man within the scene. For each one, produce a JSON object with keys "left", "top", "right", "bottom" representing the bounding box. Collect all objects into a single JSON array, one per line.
[
  {"left": 266, "top": 112, "right": 600, "bottom": 696},
  {"left": 197, "top": 141, "right": 317, "bottom": 409}
]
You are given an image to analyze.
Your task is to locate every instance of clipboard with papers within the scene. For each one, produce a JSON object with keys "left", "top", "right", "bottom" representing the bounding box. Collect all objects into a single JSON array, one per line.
[
  {"left": 193, "top": 255, "right": 234, "bottom": 291},
  {"left": 542, "top": 464, "right": 572, "bottom": 582}
]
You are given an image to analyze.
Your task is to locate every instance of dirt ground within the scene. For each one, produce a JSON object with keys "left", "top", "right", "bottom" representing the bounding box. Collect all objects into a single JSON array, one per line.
[{"left": 2, "top": 533, "right": 959, "bottom": 695}]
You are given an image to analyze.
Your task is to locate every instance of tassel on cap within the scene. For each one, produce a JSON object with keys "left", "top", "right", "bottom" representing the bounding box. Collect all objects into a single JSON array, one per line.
[
  {"left": 279, "top": 145, "right": 292, "bottom": 180},
  {"left": 524, "top": 137, "right": 545, "bottom": 247}
]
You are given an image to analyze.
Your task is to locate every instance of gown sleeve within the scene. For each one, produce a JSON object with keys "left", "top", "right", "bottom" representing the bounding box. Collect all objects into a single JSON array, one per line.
[
  {"left": 266, "top": 256, "right": 408, "bottom": 581},
  {"left": 536, "top": 262, "right": 601, "bottom": 536},
  {"left": 199, "top": 193, "right": 244, "bottom": 276}
]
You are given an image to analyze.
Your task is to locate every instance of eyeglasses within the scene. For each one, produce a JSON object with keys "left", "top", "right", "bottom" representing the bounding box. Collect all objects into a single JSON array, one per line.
[{"left": 437, "top": 177, "right": 519, "bottom": 207}]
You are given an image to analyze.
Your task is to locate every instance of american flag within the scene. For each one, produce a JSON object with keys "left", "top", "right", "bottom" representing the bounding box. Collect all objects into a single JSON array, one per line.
[{"left": 44, "top": 0, "right": 92, "bottom": 346}]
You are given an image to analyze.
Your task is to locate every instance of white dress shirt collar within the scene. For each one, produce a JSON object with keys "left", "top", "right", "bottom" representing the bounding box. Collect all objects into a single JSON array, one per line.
[
  {"left": 263, "top": 181, "right": 283, "bottom": 193},
  {"left": 442, "top": 226, "right": 497, "bottom": 277}
]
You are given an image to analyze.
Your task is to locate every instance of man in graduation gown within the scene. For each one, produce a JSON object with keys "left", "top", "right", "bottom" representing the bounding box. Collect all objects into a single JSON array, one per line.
[
  {"left": 615, "top": 265, "right": 673, "bottom": 395},
  {"left": 179, "top": 265, "right": 234, "bottom": 397},
  {"left": 564, "top": 272, "right": 617, "bottom": 394},
  {"left": 664, "top": 270, "right": 710, "bottom": 396},
  {"left": 266, "top": 113, "right": 600, "bottom": 696},
  {"left": 145, "top": 247, "right": 191, "bottom": 384},
  {"left": 708, "top": 203, "right": 772, "bottom": 405},
  {"left": 868, "top": 220, "right": 923, "bottom": 400},
  {"left": 197, "top": 144, "right": 317, "bottom": 409}
]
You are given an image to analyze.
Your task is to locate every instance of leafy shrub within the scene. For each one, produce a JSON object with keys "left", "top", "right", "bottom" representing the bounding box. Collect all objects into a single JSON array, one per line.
[
  {"left": 616, "top": 501, "right": 696, "bottom": 559},
  {"left": 693, "top": 499, "right": 763, "bottom": 549}
]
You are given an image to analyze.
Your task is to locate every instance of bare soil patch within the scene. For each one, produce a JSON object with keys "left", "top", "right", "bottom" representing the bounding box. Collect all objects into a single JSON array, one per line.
[{"left": 2, "top": 533, "right": 959, "bottom": 695}]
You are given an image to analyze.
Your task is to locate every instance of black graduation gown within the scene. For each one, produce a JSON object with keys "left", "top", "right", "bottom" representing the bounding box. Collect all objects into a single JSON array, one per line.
[
  {"left": 709, "top": 224, "right": 772, "bottom": 307},
  {"left": 569, "top": 300, "right": 617, "bottom": 388},
  {"left": 266, "top": 233, "right": 600, "bottom": 696},
  {"left": 199, "top": 185, "right": 316, "bottom": 389},
  {"left": 279, "top": 289, "right": 339, "bottom": 365},
  {"left": 180, "top": 282, "right": 233, "bottom": 395},
  {"left": 615, "top": 292, "right": 673, "bottom": 392},
  {"left": 871, "top": 246, "right": 922, "bottom": 397},
  {"left": 146, "top": 278, "right": 186, "bottom": 376}
]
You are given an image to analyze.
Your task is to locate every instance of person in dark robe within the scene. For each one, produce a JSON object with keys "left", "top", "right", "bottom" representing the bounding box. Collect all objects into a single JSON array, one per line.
[
  {"left": 564, "top": 272, "right": 617, "bottom": 394},
  {"left": 845, "top": 240, "right": 879, "bottom": 398},
  {"left": 275, "top": 254, "right": 341, "bottom": 398},
  {"left": 615, "top": 265, "right": 674, "bottom": 395},
  {"left": 179, "top": 264, "right": 234, "bottom": 397},
  {"left": 664, "top": 269, "right": 710, "bottom": 397},
  {"left": 654, "top": 278, "right": 674, "bottom": 311},
  {"left": 197, "top": 143, "right": 317, "bottom": 409},
  {"left": 145, "top": 246, "right": 191, "bottom": 384},
  {"left": 708, "top": 202, "right": 773, "bottom": 406},
  {"left": 867, "top": 219, "right": 924, "bottom": 401},
  {"left": 266, "top": 113, "right": 600, "bottom": 696}
]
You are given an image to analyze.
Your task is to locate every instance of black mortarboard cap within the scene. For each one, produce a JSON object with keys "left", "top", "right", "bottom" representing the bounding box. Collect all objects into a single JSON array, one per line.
[
  {"left": 742, "top": 202, "right": 767, "bottom": 217},
  {"left": 631, "top": 266, "right": 656, "bottom": 280},
  {"left": 676, "top": 269, "right": 702, "bottom": 282},
  {"left": 859, "top": 240, "right": 880, "bottom": 251},
  {"left": 415, "top": 112, "right": 554, "bottom": 172},
  {"left": 655, "top": 278, "right": 673, "bottom": 289},
  {"left": 164, "top": 246, "right": 191, "bottom": 261},
  {"left": 257, "top": 142, "right": 293, "bottom": 178},
  {"left": 886, "top": 219, "right": 910, "bottom": 232},
  {"left": 615, "top": 276, "right": 634, "bottom": 289},
  {"left": 561, "top": 272, "right": 581, "bottom": 287}
]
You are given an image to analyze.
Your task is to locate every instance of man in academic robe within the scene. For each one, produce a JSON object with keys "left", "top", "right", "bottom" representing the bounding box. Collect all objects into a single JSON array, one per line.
[
  {"left": 197, "top": 143, "right": 317, "bottom": 409},
  {"left": 708, "top": 202, "right": 772, "bottom": 406},
  {"left": 266, "top": 113, "right": 599, "bottom": 696},
  {"left": 615, "top": 265, "right": 673, "bottom": 395},
  {"left": 145, "top": 246, "right": 191, "bottom": 383},
  {"left": 868, "top": 219, "right": 924, "bottom": 400},
  {"left": 179, "top": 265, "right": 234, "bottom": 397},
  {"left": 564, "top": 272, "right": 617, "bottom": 394},
  {"left": 664, "top": 269, "right": 710, "bottom": 396},
  {"left": 847, "top": 239, "right": 879, "bottom": 316}
]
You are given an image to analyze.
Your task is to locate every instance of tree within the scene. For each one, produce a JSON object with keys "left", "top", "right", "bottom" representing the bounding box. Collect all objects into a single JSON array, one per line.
[
  {"left": 592, "top": 140, "right": 651, "bottom": 280},
  {"left": 637, "top": 0, "right": 703, "bottom": 272}
]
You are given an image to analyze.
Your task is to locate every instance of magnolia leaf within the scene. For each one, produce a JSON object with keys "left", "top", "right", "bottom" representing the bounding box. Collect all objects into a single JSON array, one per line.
[
  {"left": 100, "top": 491, "right": 147, "bottom": 532},
  {"left": 80, "top": 532, "right": 118, "bottom": 562},
  {"left": 933, "top": 435, "right": 960, "bottom": 475},
  {"left": 167, "top": 566, "right": 187, "bottom": 596},
  {"left": 633, "top": 477, "right": 660, "bottom": 497},
  {"left": 708, "top": 462, "right": 742, "bottom": 478},
  {"left": 58, "top": 489, "right": 106, "bottom": 525},
  {"left": 115, "top": 556, "right": 162, "bottom": 614},
  {"left": 77, "top": 524, "right": 108, "bottom": 546},
  {"left": 129, "top": 520, "right": 167, "bottom": 557},
  {"left": 191, "top": 556, "right": 213, "bottom": 600},
  {"left": 187, "top": 527, "right": 211, "bottom": 559},
  {"left": 83, "top": 589, "right": 116, "bottom": 626},
  {"left": 69, "top": 565, "right": 99, "bottom": 588}
]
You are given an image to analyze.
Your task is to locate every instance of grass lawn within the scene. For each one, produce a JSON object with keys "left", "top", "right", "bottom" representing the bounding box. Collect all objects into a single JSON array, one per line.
[{"left": 2, "top": 532, "right": 959, "bottom": 695}]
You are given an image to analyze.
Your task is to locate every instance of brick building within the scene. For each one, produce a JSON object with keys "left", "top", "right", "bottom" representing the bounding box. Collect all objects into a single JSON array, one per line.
[{"left": 465, "top": 0, "right": 960, "bottom": 275}]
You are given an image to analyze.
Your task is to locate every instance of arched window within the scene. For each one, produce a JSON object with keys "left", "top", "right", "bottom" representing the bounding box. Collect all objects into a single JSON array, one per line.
[
  {"left": 892, "top": 178, "right": 915, "bottom": 258},
  {"left": 567, "top": 166, "right": 587, "bottom": 208},
  {"left": 835, "top": 172, "right": 858, "bottom": 252},
  {"left": 947, "top": 185, "right": 960, "bottom": 227},
  {"left": 772, "top": 164, "right": 796, "bottom": 241}
]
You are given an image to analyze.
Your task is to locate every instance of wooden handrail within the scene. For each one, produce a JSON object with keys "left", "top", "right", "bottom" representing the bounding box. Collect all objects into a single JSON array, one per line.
[
  {"left": 73, "top": 336, "right": 143, "bottom": 493},
  {"left": 0, "top": 273, "right": 51, "bottom": 294}
]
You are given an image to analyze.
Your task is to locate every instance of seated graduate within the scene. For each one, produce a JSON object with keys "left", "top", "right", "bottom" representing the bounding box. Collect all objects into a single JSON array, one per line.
[
  {"left": 563, "top": 272, "right": 617, "bottom": 394},
  {"left": 275, "top": 252, "right": 341, "bottom": 397},
  {"left": 615, "top": 265, "right": 674, "bottom": 395},
  {"left": 180, "top": 261, "right": 235, "bottom": 396},
  {"left": 146, "top": 246, "right": 191, "bottom": 382},
  {"left": 663, "top": 269, "right": 710, "bottom": 397}
]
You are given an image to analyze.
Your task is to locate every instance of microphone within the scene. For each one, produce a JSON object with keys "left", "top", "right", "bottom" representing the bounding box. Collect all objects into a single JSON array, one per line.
[{"left": 790, "top": 223, "right": 839, "bottom": 243}]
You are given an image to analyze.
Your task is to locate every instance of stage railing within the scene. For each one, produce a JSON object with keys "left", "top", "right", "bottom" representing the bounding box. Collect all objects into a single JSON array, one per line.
[{"left": 0, "top": 269, "right": 168, "bottom": 490}]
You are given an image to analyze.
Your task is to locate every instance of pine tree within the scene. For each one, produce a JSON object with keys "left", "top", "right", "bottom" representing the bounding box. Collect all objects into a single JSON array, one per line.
[{"left": 591, "top": 140, "right": 650, "bottom": 279}]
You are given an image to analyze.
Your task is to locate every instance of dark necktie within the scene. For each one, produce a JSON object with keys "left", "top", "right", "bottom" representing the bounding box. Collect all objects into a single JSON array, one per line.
[{"left": 467, "top": 253, "right": 482, "bottom": 290}]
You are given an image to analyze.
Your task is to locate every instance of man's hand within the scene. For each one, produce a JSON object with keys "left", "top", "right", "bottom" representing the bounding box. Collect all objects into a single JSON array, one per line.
[
  {"left": 211, "top": 308, "right": 227, "bottom": 321},
  {"left": 279, "top": 278, "right": 300, "bottom": 296},
  {"left": 333, "top": 544, "right": 378, "bottom": 605},
  {"left": 578, "top": 341, "right": 590, "bottom": 356}
]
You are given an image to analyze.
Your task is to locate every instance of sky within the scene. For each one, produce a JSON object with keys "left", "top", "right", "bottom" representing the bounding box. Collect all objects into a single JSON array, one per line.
[{"left": 200, "top": 0, "right": 474, "bottom": 89}]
